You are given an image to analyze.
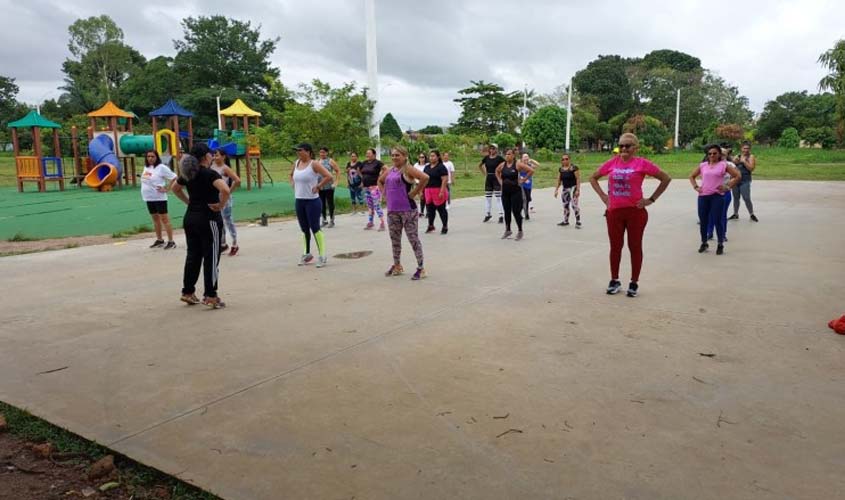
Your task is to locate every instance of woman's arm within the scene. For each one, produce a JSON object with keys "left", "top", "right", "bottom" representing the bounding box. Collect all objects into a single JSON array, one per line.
[
  {"left": 406, "top": 167, "right": 429, "bottom": 199},
  {"left": 639, "top": 170, "right": 671, "bottom": 208},
  {"left": 590, "top": 170, "right": 608, "bottom": 206},
  {"left": 377, "top": 167, "right": 389, "bottom": 193},
  {"left": 439, "top": 166, "right": 448, "bottom": 196},
  {"left": 171, "top": 180, "right": 189, "bottom": 205},
  {"left": 517, "top": 161, "right": 535, "bottom": 177},
  {"left": 312, "top": 162, "right": 333, "bottom": 192},
  {"left": 689, "top": 166, "right": 702, "bottom": 192},
  {"left": 574, "top": 170, "right": 582, "bottom": 197},
  {"left": 723, "top": 165, "right": 741, "bottom": 192},
  {"left": 289, "top": 163, "right": 296, "bottom": 186},
  {"left": 747, "top": 154, "right": 756, "bottom": 172},
  {"left": 495, "top": 164, "right": 504, "bottom": 188},
  {"left": 222, "top": 166, "right": 242, "bottom": 191},
  {"left": 330, "top": 160, "right": 340, "bottom": 186}
]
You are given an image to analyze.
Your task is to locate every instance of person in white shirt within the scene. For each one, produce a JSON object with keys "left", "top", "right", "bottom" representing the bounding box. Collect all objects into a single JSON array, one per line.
[
  {"left": 443, "top": 151, "right": 456, "bottom": 209},
  {"left": 413, "top": 152, "right": 428, "bottom": 218},
  {"left": 140, "top": 150, "right": 178, "bottom": 249}
]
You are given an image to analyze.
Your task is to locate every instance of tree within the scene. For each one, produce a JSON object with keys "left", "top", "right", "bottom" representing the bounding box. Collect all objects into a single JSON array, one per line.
[
  {"left": 574, "top": 109, "right": 611, "bottom": 150},
  {"left": 818, "top": 39, "right": 845, "bottom": 145},
  {"left": 490, "top": 132, "right": 517, "bottom": 150},
  {"left": 380, "top": 112, "right": 403, "bottom": 141},
  {"left": 418, "top": 125, "right": 444, "bottom": 135},
  {"left": 623, "top": 115, "right": 670, "bottom": 152},
  {"left": 452, "top": 80, "right": 527, "bottom": 136},
  {"left": 173, "top": 16, "right": 280, "bottom": 96},
  {"left": 778, "top": 127, "right": 800, "bottom": 148},
  {"left": 756, "top": 91, "right": 836, "bottom": 143},
  {"left": 801, "top": 126, "right": 836, "bottom": 149},
  {"left": 522, "top": 105, "right": 572, "bottom": 150},
  {"left": 0, "top": 75, "right": 29, "bottom": 147},
  {"left": 121, "top": 57, "right": 184, "bottom": 117},
  {"left": 715, "top": 124, "right": 744, "bottom": 144},
  {"left": 573, "top": 55, "right": 635, "bottom": 121}
]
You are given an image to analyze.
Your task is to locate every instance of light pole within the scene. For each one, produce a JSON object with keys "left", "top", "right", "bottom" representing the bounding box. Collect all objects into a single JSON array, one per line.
[
  {"left": 365, "top": 0, "right": 380, "bottom": 153},
  {"left": 521, "top": 83, "right": 528, "bottom": 149},
  {"left": 216, "top": 87, "right": 227, "bottom": 131},
  {"left": 674, "top": 89, "right": 681, "bottom": 150},
  {"left": 565, "top": 77, "right": 573, "bottom": 152}
]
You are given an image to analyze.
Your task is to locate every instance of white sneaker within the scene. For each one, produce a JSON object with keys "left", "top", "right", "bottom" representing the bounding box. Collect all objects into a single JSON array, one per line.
[
  {"left": 316, "top": 256, "right": 328, "bottom": 268},
  {"left": 298, "top": 253, "right": 314, "bottom": 266}
]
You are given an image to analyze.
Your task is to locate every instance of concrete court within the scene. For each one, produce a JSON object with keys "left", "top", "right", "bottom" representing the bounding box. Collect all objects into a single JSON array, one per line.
[{"left": 0, "top": 180, "right": 843, "bottom": 500}]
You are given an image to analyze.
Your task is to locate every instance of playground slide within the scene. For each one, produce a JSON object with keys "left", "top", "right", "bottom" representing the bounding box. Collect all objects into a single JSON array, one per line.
[{"left": 85, "top": 134, "right": 122, "bottom": 191}]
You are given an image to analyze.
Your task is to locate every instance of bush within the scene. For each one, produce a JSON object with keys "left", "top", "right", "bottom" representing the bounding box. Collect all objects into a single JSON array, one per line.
[
  {"left": 801, "top": 126, "right": 836, "bottom": 149},
  {"left": 534, "top": 147, "right": 554, "bottom": 162},
  {"left": 490, "top": 132, "right": 517, "bottom": 150},
  {"left": 715, "top": 123, "right": 744, "bottom": 143},
  {"left": 777, "top": 127, "right": 800, "bottom": 148},
  {"left": 623, "top": 115, "right": 670, "bottom": 152}
]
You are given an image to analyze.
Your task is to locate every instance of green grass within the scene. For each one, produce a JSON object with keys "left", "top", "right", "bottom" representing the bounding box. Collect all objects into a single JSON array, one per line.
[
  {"left": 0, "top": 400, "right": 220, "bottom": 499},
  {"left": 112, "top": 224, "right": 153, "bottom": 239},
  {"left": 7, "top": 231, "right": 38, "bottom": 242}
]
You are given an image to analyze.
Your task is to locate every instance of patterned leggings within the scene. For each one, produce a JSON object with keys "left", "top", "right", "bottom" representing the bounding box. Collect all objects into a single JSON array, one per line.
[
  {"left": 365, "top": 186, "right": 384, "bottom": 222},
  {"left": 387, "top": 211, "right": 424, "bottom": 268},
  {"left": 561, "top": 187, "right": 581, "bottom": 223}
]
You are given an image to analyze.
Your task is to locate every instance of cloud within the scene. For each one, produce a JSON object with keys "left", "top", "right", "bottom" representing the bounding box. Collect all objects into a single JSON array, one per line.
[{"left": 2, "top": 0, "right": 843, "bottom": 128}]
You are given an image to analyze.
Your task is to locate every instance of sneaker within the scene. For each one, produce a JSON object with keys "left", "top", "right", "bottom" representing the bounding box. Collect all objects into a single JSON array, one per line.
[
  {"left": 328, "top": 220, "right": 335, "bottom": 228},
  {"left": 321, "top": 219, "right": 328, "bottom": 227},
  {"left": 229, "top": 246, "right": 239, "bottom": 256},
  {"left": 750, "top": 214, "right": 759, "bottom": 222},
  {"left": 558, "top": 221, "right": 569, "bottom": 226},
  {"left": 316, "top": 256, "right": 328, "bottom": 268},
  {"left": 298, "top": 253, "right": 314, "bottom": 266},
  {"left": 698, "top": 243, "right": 709, "bottom": 253},
  {"left": 728, "top": 214, "right": 739, "bottom": 220},
  {"left": 385, "top": 264, "right": 404, "bottom": 276},
  {"left": 501, "top": 230, "right": 512, "bottom": 239},
  {"left": 425, "top": 226, "right": 436, "bottom": 234},
  {"left": 411, "top": 268, "right": 426, "bottom": 280},
  {"left": 220, "top": 243, "right": 229, "bottom": 253},
  {"left": 515, "top": 231, "right": 523, "bottom": 241},
  {"left": 378, "top": 221, "right": 386, "bottom": 232},
  {"left": 575, "top": 222, "right": 582, "bottom": 229},
  {"left": 716, "top": 244, "right": 724, "bottom": 255},
  {"left": 365, "top": 222, "right": 374, "bottom": 230},
  {"left": 202, "top": 296, "right": 226, "bottom": 309},
  {"left": 483, "top": 214, "right": 492, "bottom": 223},
  {"left": 164, "top": 241, "right": 176, "bottom": 250},
  {"left": 180, "top": 293, "right": 200, "bottom": 305},
  {"left": 626, "top": 282, "right": 639, "bottom": 297},
  {"left": 606, "top": 280, "right": 622, "bottom": 295},
  {"left": 441, "top": 227, "right": 448, "bottom": 235},
  {"left": 498, "top": 216, "right": 504, "bottom": 224},
  {"left": 150, "top": 239, "right": 165, "bottom": 248}
]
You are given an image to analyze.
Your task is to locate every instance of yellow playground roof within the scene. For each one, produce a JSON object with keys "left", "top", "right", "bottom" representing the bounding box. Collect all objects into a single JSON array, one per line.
[
  {"left": 87, "top": 101, "right": 135, "bottom": 118},
  {"left": 220, "top": 99, "right": 261, "bottom": 117}
]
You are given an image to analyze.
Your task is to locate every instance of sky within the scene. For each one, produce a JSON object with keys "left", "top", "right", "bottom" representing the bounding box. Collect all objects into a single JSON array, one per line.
[{"left": 1, "top": 0, "right": 843, "bottom": 130}]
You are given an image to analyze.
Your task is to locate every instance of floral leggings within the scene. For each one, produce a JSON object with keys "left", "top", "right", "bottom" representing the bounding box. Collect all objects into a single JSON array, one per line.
[
  {"left": 365, "top": 186, "right": 384, "bottom": 222},
  {"left": 387, "top": 210, "right": 424, "bottom": 268},
  {"left": 561, "top": 186, "right": 581, "bottom": 223}
]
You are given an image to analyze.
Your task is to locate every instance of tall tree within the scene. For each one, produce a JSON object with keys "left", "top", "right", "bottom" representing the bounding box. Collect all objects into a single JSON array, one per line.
[
  {"left": 818, "top": 39, "right": 845, "bottom": 145},
  {"left": 173, "top": 16, "right": 280, "bottom": 96},
  {"left": 522, "top": 105, "right": 572, "bottom": 150},
  {"left": 573, "top": 55, "right": 636, "bottom": 121},
  {"left": 452, "top": 80, "right": 527, "bottom": 136},
  {"left": 121, "top": 57, "right": 183, "bottom": 117},
  {"left": 0, "top": 75, "right": 29, "bottom": 146},
  {"left": 380, "top": 112, "right": 403, "bottom": 141}
]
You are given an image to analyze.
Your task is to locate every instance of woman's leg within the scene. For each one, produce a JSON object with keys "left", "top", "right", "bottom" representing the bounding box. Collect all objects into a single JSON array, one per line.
[
  {"left": 222, "top": 199, "right": 237, "bottom": 246},
  {"left": 626, "top": 208, "right": 649, "bottom": 282},
  {"left": 372, "top": 188, "right": 384, "bottom": 223},
  {"left": 387, "top": 211, "right": 403, "bottom": 266},
  {"left": 160, "top": 212, "right": 175, "bottom": 242},
  {"left": 306, "top": 199, "right": 325, "bottom": 257},
  {"left": 698, "top": 195, "right": 710, "bottom": 243},
  {"left": 572, "top": 193, "right": 581, "bottom": 224},
  {"left": 562, "top": 188, "right": 572, "bottom": 223},
  {"left": 365, "top": 189, "right": 375, "bottom": 224},
  {"left": 740, "top": 182, "right": 754, "bottom": 215},
  {"left": 319, "top": 190, "right": 329, "bottom": 222},
  {"left": 501, "top": 190, "right": 513, "bottom": 231},
  {"left": 731, "top": 184, "right": 741, "bottom": 216},
  {"left": 201, "top": 218, "right": 222, "bottom": 298},
  {"left": 711, "top": 195, "right": 726, "bottom": 244},
  {"left": 295, "top": 199, "right": 311, "bottom": 254},
  {"left": 402, "top": 211, "right": 424, "bottom": 268},
  {"left": 436, "top": 202, "right": 448, "bottom": 228},
  {"left": 326, "top": 189, "right": 336, "bottom": 220},
  {"left": 151, "top": 213, "right": 163, "bottom": 240},
  {"left": 606, "top": 209, "right": 625, "bottom": 280},
  {"left": 512, "top": 188, "right": 524, "bottom": 231},
  {"left": 721, "top": 190, "right": 731, "bottom": 239},
  {"left": 182, "top": 214, "right": 203, "bottom": 295}
]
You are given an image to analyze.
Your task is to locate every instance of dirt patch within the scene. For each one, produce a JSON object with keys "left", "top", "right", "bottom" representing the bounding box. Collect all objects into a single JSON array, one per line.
[
  {"left": 0, "top": 234, "right": 148, "bottom": 257},
  {"left": 333, "top": 250, "right": 373, "bottom": 259}
]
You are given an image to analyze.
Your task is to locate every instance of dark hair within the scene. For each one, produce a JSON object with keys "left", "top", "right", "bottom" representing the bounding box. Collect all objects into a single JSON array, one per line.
[
  {"left": 429, "top": 149, "right": 442, "bottom": 163},
  {"left": 190, "top": 143, "right": 211, "bottom": 160},
  {"left": 741, "top": 141, "right": 751, "bottom": 147},
  {"left": 319, "top": 146, "right": 329, "bottom": 153},
  {"left": 504, "top": 148, "right": 517, "bottom": 156},
  {"left": 214, "top": 148, "right": 230, "bottom": 167},
  {"left": 144, "top": 149, "right": 161, "bottom": 167},
  {"left": 180, "top": 154, "right": 200, "bottom": 181},
  {"left": 366, "top": 148, "right": 377, "bottom": 156},
  {"left": 704, "top": 144, "right": 722, "bottom": 161}
]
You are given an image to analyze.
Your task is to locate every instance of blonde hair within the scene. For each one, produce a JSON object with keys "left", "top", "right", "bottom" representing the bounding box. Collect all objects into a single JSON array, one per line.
[
  {"left": 619, "top": 132, "right": 639, "bottom": 147},
  {"left": 390, "top": 145, "right": 410, "bottom": 177}
]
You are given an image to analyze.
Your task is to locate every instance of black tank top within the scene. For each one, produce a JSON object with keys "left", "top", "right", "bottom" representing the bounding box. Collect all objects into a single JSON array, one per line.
[{"left": 502, "top": 162, "right": 519, "bottom": 190}]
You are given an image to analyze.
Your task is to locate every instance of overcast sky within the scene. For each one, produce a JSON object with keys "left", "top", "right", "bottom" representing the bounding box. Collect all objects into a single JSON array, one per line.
[{"left": 2, "top": 0, "right": 843, "bottom": 129}]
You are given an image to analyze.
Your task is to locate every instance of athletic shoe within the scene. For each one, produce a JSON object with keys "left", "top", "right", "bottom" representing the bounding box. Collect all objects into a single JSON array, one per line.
[
  {"left": 202, "top": 296, "right": 226, "bottom": 309},
  {"left": 698, "top": 243, "right": 709, "bottom": 253},
  {"left": 716, "top": 244, "right": 724, "bottom": 255},
  {"left": 229, "top": 246, "right": 239, "bottom": 256},
  {"left": 328, "top": 220, "right": 335, "bottom": 228},
  {"left": 501, "top": 230, "right": 512, "bottom": 239},
  {"left": 321, "top": 219, "right": 328, "bottom": 227},
  {"left": 557, "top": 221, "right": 567, "bottom": 226},
  {"left": 164, "top": 241, "right": 176, "bottom": 250},
  {"left": 316, "top": 256, "right": 328, "bottom": 268},
  {"left": 378, "top": 222, "right": 385, "bottom": 232},
  {"left": 426, "top": 226, "right": 436, "bottom": 234},
  {"left": 150, "top": 239, "right": 164, "bottom": 248},
  {"left": 728, "top": 214, "right": 739, "bottom": 220},
  {"left": 575, "top": 222, "right": 582, "bottom": 229},
  {"left": 180, "top": 293, "right": 200, "bottom": 305},
  {"left": 606, "top": 280, "right": 622, "bottom": 295},
  {"left": 441, "top": 227, "right": 448, "bottom": 235},
  {"left": 626, "top": 282, "right": 639, "bottom": 297},
  {"left": 365, "top": 222, "right": 374, "bottom": 230},
  {"left": 750, "top": 214, "right": 759, "bottom": 222},
  {"left": 220, "top": 243, "right": 229, "bottom": 253},
  {"left": 411, "top": 268, "right": 426, "bottom": 280},
  {"left": 498, "top": 216, "right": 504, "bottom": 224},
  {"left": 385, "top": 264, "right": 404, "bottom": 277},
  {"left": 515, "top": 231, "right": 523, "bottom": 241},
  {"left": 298, "top": 253, "right": 314, "bottom": 266},
  {"left": 483, "top": 214, "right": 492, "bottom": 223}
]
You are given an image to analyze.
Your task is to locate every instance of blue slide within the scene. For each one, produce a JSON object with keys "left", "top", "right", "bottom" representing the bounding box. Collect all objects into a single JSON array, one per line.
[{"left": 85, "top": 134, "right": 123, "bottom": 190}]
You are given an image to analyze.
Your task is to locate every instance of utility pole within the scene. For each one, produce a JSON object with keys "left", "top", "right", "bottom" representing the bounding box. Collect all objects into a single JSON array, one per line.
[
  {"left": 216, "top": 88, "right": 225, "bottom": 131},
  {"left": 365, "top": 0, "right": 380, "bottom": 155},
  {"left": 674, "top": 89, "right": 681, "bottom": 150},
  {"left": 565, "top": 78, "right": 573, "bottom": 152},
  {"left": 522, "top": 83, "right": 528, "bottom": 149}
]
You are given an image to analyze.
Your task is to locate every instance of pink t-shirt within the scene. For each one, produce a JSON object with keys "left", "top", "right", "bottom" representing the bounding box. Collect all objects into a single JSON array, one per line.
[
  {"left": 598, "top": 156, "right": 663, "bottom": 210},
  {"left": 698, "top": 161, "right": 727, "bottom": 196}
]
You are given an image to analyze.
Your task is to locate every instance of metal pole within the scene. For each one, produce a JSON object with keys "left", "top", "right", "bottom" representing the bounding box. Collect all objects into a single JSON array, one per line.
[
  {"left": 565, "top": 78, "right": 573, "bottom": 152},
  {"left": 522, "top": 83, "right": 527, "bottom": 149},
  {"left": 365, "top": 0, "right": 380, "bottom": 155},
  {"left": 674, "top": 89, "right": 681, "bottom": 150},
  {"left": 216, "top": 94, "right": 222, "bottom": 130}
]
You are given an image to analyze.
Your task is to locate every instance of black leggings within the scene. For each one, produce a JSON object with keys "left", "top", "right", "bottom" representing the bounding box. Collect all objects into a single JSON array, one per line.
[
  {"left": 427, "top": 202, "right": 448, "bottom": 229},
  {"left": 319, "top": 189, "right": 335, "bottom": 219},
  {"left": 502, "top": 187, "right": 523, "bottom": 231},
  {"left": 182, "top": 211, "right": 223, "bottom": 298}
]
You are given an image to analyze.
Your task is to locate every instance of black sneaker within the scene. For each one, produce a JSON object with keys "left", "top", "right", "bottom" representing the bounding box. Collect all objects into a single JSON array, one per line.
[
  {"left": 575, "top": 222, "right": 582, "bottom": 229},
  {"left": 498, "top": 216, "right": 504, "bottom": 224},
  {"left": 559, "top": 221, "right": 570, "bottom": 226},
  {"left": 150, "top": 239, "right": 165, "bottom": 248},
  {"left": 698, "top": 243, "right": 709, "bottom": 253},
  {"left": 606, "top": 280, "right": 622, "bottom": 295},
  {"left": 728, "top": 214, "right": 739, "bottom": 220},
  {"left": 716, "top": 244, "right": 724, "bottom": 255},
  {"left": 750, "top": 214, "right": 759, "bottom": 222},
  {"left": 626, "top": 282, "right": 639, "bottom": 297},
  {"left": 441, "top": 227, "right": 448, "bottom": 235},
  {"left": 483, "top": 214, "right": 492, "bottom": 223},
  {"left": 164, "top": 241, "right": 176, "bottom": 250}
]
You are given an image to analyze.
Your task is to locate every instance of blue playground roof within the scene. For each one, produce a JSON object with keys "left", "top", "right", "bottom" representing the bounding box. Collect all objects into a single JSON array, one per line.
[{"left": 149, "top": 99, "right": 194, "bottom": 118}]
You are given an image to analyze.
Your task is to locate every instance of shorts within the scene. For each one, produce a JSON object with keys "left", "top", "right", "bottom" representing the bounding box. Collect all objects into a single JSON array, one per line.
[
  {"left": 146, "top": 201, "right": 168, "bottom": 214},
  {"left": 485, "top": 174, "right": 501, "bottom": 192},
  {"left": 349, "top": 186, "right": 364, "bottom": 204},
  {"left": 424, "top": 187, "right": 448, "bottom": 206}
]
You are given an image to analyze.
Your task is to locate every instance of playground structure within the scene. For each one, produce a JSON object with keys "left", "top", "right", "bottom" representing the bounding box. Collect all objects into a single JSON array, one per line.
[
  {"left": 211, "top": 99, "right": 270, "bottom": 190},
  {"left": 150, "top": 98, "right": 193, "bottom": 166},
  {"left": 8, "top": 111, "right": 65, "bottom": 192}
]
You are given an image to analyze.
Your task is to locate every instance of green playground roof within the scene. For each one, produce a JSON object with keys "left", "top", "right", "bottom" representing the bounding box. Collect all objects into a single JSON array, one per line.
[{"left": 7, "top": 110, "right": 62, "bottom": 129}]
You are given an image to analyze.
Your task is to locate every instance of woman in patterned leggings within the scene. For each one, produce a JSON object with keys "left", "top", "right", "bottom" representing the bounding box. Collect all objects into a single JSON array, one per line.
[
  {"left": 360, "top": 148, "right": 386, "bottom": 231},
  {"left": 378, "top": 145, "right": 429, "bottom": 280},
  {"left": 554, "top": 154, "right": 581, "bottom": 228}
]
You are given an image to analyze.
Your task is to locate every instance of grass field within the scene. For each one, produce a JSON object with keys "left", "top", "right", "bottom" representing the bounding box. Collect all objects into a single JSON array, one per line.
[{"left": 1, "top": 147, "right": 843, "bottom": 241}]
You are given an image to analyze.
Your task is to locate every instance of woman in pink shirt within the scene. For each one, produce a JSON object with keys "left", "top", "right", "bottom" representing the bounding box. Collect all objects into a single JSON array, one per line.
[
  {"left": 590, "top": 133, "right": 671, "bottom": 297},
  {"left": 689, "top": 144, "right": 740, "bottom": 255}
]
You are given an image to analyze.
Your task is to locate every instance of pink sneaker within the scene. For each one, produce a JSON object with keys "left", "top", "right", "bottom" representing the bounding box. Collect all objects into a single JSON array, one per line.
[
  {"left": 378, "top": 221, "right": 385, "bottom": 231},
  {"left": 365, "top": 222, "right": 374, "bottom": 230}
]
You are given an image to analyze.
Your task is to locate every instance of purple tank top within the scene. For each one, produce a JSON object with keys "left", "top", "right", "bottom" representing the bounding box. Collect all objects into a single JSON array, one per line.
[{"left": 385, "top": 168, "right": 414, "bottom": 212}]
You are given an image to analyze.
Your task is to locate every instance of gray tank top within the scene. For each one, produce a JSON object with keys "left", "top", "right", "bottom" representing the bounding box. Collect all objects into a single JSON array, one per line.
[
  {"left": 293, "top": 160, "right": 320, "bottom": 200},
  {"left": 318, "top": 158, "right": 334, "bottom": 191}
]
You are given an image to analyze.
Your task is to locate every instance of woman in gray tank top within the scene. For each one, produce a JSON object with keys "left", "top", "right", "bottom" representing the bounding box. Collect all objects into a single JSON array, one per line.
[
  {"left": 729, "top": 141, "right": 758, "bottom": 222},
  {"left": 289, "top": 143, "right": 333, "bottom": 267},
  {"left": 318, "top": 147, "right": 340, "bottom": 227}
]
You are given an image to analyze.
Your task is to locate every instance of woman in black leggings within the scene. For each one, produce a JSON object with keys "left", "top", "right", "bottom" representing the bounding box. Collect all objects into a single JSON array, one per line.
[
  {"left": 423, "top": 150, "right": 450, "bottom": 234},
  {"left": 171, "top": 144, "right": 231, "bottom": 308},
  {"left": 496, "top": 148, "right": 534, "bottom": 240}
]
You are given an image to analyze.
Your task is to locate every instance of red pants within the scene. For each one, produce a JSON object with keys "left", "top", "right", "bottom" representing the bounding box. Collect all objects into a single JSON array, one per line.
[{"left": 606, "top": 207, "right": 648, "bottom": 282}]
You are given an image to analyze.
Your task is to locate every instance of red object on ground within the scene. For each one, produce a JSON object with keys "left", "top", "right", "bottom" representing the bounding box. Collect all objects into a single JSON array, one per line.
[{"left": 829, "top": 315, "right": 845, "bottom": 335}]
